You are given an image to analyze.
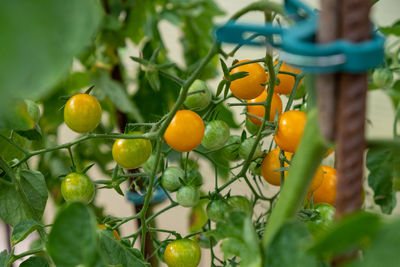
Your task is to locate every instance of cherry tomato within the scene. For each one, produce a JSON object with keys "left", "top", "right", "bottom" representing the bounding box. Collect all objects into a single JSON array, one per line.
[
  {"left": 97, "top": 224, "right": 120, "bottom": 240},
  {"left": 261, "top": 148, "right": 292, "bottom": 186},
  {"left": 184, "top": 79, "right": 212, "bottom": 111},
  {"left": 221, "top": 135, "right": 241, "bottom": 161},
  {"left": 164, "top": 239, "right": 201, "bottom": 267},
  {"left": 206, "top": 199, "right": 230, "bottom": 222},
  {"left": 164, "top": 110, "right": 205, "bottom": 152},
  {"left": 64, "top": 93, "right": 102, "bottom": 133},
  {"left": 112, "top": 132, "right": 152, "bottom": 169},
  {"left": 307, "top": 203, "right": 335, "bottom": 236},
  {"left": 227, "top": 196, "right": 253, "bottom": 217},
  {"left": 186, "top": 169, "right": 203, "bottom": 187},
  {"left": 196, "top": 233, "right": 217, "bottom": 249},
  {"left": 308, "top": 166, "right": 324, "bottom": 193},
  {"left": 177, "top": 185, "right": 200, "bottom": 208},
  {"left": 61, "top": 172, "right": 95, "bottom": 204},
  {"left": 372, "top": 68, "right": 393, "bottom": 88},
  {"left": 161, "top": 166, "right": 185, "bottom": 192},
  {"left": 274, "top": 110, "right": 306, "bottom": 153},
  {"left": 157, "top": 241, "right": 169, "bottom": 263},
  {"left": 238, "top": 138, "right": 263, "bottom": 160},
  {"left": 310, "top": 166, "right": 337, "bottom": 206},
  {"left": 274, "top": 61, "right": 302, "bottom": 95},
  {"left": 229, "top": 60, "right": 266, "bottom": 100},
  {"left": 247, "top": 90, "right": 283, "bottom": 126},
  {"left": 201, "top": 120, "right": 230, "bottom": 150},
  {"left": 142, "top": 153, "right": 164, "bottom": 174}
]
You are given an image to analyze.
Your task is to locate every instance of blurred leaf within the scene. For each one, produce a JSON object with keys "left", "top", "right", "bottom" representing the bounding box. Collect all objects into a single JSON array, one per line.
[
  {"left": 380, "top": 20, "right": 400, "bottom": 36},
  {"left": 309, "top": 212, "right": 381, "bottom": 258},
  {"left": 0, "top": 132, "right": 30, "bottom": 162},
  {"left": 0, "top": 250, "right": 10, "bottom": 267},
  {"left": 125, "top": 1, "right": 154, "bottom": 44},
  {"left": 265, "top": 220, "right": 318, "bottom": 267},
  {"left": 92, "top": 69, "right": 144, "bottom": 122},
  {"left": 366, "top": 147, "right": 399, "bottom": 214},
  {"left": 0, "top": 169, "right": 48, "bottom": 226},
  {"left": 48, "top": 203, "right": 100, "bottom": 267},
  {"left": 20, "top": 257, "right": 49, "bottom": 267},
  {"left": 16, "top": 124, "right": 42, "bottom": 141},
  {"left": 214, "top": 104, "right": 240, "bottom": 129},
  {"left": 347, "top": 218, "right": 400, "bottom": 267},
  {"left": 211, "top": 212, "right": 262, "bottom": 266},
  {"left": 145, "top": 70, "right": 161, "bottom": 91},
  {"left": 11, "top": 219, "right": 44, "bottom": 246},
  {"left": 0, "top": 0, "right": 102, "bottom": 130},
  {"left": 98, "top": 230, "right": 150, "bottom": 266}
]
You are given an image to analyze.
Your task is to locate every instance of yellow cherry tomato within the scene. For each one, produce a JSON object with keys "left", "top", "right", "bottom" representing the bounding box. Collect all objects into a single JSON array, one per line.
[
  {"left": 247, "top": 89, "right": 283, "bottom": 126},
  {"left": 261, "top": 148, "right": 292, "bottom": 186},
  {"left": 64, "top": 94, "right": 102, "bottom": 133},
  {"left": 274, "top": 110, "right": 306, "bottom": 153}
]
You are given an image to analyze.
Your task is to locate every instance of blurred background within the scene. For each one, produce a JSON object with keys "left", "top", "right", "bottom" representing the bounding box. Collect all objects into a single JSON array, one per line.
[{"left": 1, "top": 0, "right": 399, "bottom": 266}]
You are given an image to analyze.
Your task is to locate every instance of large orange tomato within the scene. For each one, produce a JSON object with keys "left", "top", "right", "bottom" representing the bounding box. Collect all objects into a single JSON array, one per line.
[
  {"left": 164, "top": 110, "right": 205, "bottom": 152},
  {"left": 247, "top": 90, "right": 283, "bottom": 126},
  {"left": 229, "top": 60, "right": 267, "bottom": 100}
]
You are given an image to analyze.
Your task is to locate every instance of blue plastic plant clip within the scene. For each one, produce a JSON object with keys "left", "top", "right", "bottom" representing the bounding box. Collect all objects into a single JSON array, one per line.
[
  {"left": 127, "top": 186, "right": 167, "bottom": 206},
  {"left": 215, "top": 0, "right": 385, "bottom": 73}
]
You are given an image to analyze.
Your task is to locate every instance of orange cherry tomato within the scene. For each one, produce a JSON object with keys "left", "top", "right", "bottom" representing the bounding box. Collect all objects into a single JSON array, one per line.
[
  {"left": 247, "top": 90, "right": 283, "bottom": 126},
  {"left": 261, "top": 148, "right": 292, "bottom": 186},
  {"left": 309, "top": 166, "right": 337, "bottom": 206},
  {"left": 229, "top": 60, "right": 267, "bottom": 100},
  {"left": 274, "top": 110, "right": 306, "bottom": 153},
  {"left": 274, "top": 61, "right": 302, "bottom": 95},
  {"left": 164, "top": 110, "right": 205, "bottom": 152}
]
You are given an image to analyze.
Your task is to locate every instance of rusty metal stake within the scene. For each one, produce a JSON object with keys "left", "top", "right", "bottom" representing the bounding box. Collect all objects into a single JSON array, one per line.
[{"left": 335, "top": 0, "right": 371, "bottom": 217}]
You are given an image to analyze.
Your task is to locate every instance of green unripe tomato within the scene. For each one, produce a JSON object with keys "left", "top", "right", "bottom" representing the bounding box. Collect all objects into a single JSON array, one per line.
[
  {"left": 142, "top": 153, "right": 164, "bottom": 174},
  {"left": 186, "top": 169, "right": 203, "bottom": 187},
  {"left": 221, "top": 135, "right": 241, "bottom": 161},
  {"left": 245, "top": 117, "right": 260, "bottom": 136},
  {"left": 161, "top": 166, "right": 184, "bottom": 192},
  {"left": 184, "top": 79, "right": 212, "bottom": 111},
  {"left": 249, "top": 160, "right": 262, "bottom": 176},
  {"left": 177, "top": 185, "right": 200, "bottom": 207},
  {"left": 61, "top": 173, "right": 95, "bottom": 204},
  {"left": 206, "top": 199, "right": 230, "bottom": 222},
  {"left": 201, "top": 120, "right": 230, "bottom": 150},
  {"left": 157, "top": 241, "right": 169, "bottom": 263},
  {"left": 197, "top": 233, "right": 217, "bottom": 248},
  {"left": 24, "top": 99, "right": 40, "bottom": 123},
  {"left": 239, "top": 138, "right": 263, "bottom": 160},
  {"left": 307, "top": 203, "right": 335, "bottom": 236},
  {"left": 112, "top": 132, "right": 152, "bottom": 169},
  {"left": 373, "top": 68, "right": 393, "bottom": 88},
  {"left": 227, "top": 196, "right": 253, "bottom": 217}
]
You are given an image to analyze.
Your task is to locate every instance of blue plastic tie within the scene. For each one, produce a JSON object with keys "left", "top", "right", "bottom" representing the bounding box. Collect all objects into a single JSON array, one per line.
[
  {"left": 215, "top": 0, "right": 384, "bottom": 73},
  {"left": 127, "top": 186, "right": 167, "bottom": 206}
]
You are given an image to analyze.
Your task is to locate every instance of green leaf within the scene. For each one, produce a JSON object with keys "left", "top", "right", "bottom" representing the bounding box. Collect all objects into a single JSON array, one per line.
[
  {"left": 48, "top": 202, "right": 99, "bottom": 267},
  {"left": 265, "top": 220, "right": 318, "bottom": 267},
  {"left": 92, "top": 70, "right": 144, "bottom": 122},
  {"left": 0, "top": 250, "right": 11, "bottom": 267},
  {"left": 380, "top": 20, "right": 400, "bottom": 36},
  {"left": 0, "top": 169, "right": 48, "bottom": 226},
  {"left": 98, "top": 230, "right": 150, "bottom": 267},
  {"left": 145, "top": 70, "right": 161, "bottom": 91},
  {"left": 214, "top": 104, "right": 240, "bottom": 129},
  {"left": 216, "top": 80, "right": 226, "bottom": 97},
  {"left": 16, "top": 124, "right": 42, "bottom": 141},
  {"left": 366, "top": 148, "right": 398, "bottom": 213},
  {"left": 0, "top": 0, "right": 102, "bottom": 130},
  {"left": 212, "top": 212, "right": 262, "bottom": 266},
  {"left": 347, "top": 218, "right": 400, "bottom": 267},
  {"left": 125, "top": 1, "right": 154, "bottom": 44},
  {"left": 309, "top": 212, "right": 381, "bottom": 258},
  {"left": 20, "top": 257, "right": 49, "bottom": 267},
  {"left": 11, "top": 219, "right": 44, "bottom": 246},
  {"left": 0, "top": 132, "right": 30, "bottom": 162},
  {"left": 220, "top": 59, "right": 229, "bottom": 76}
]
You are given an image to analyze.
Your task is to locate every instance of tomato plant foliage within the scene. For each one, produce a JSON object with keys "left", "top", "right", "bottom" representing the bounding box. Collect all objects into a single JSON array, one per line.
[{"left": 1, "top": 0, "right": 400, "bottom": 266}]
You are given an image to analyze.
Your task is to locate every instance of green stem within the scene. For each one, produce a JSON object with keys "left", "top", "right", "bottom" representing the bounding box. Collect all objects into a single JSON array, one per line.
[
  {"left": 393, "top": 105, "right": 400, "bottom": 137},
  {"left": 262, "top": 109, "right": 329, "bottom": 247},
  {"left": 229, "top": 1, "right": 284, "bottom": 20},
  {"left": 10, "top": 247, "right": 44, "bottom": 263}
]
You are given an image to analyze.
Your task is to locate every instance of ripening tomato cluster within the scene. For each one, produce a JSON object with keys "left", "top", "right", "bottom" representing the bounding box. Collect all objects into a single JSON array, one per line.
[{"left": 59, "top": 59, "right": 337, "bottom": 267}]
